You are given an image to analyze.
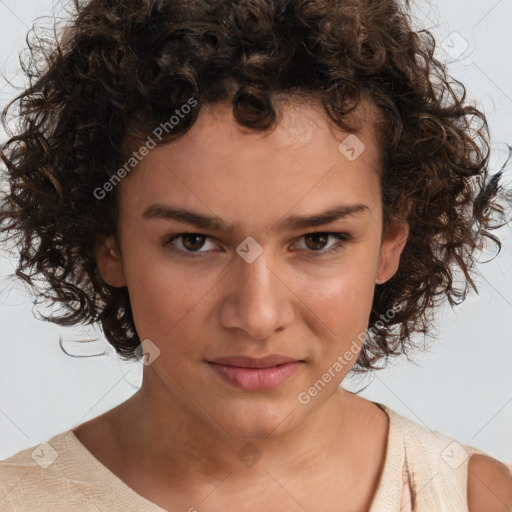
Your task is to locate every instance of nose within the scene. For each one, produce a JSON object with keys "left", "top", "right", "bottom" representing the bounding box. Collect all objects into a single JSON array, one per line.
[{"left": 218, "top": 248, "right": 295, "bottom": 341}]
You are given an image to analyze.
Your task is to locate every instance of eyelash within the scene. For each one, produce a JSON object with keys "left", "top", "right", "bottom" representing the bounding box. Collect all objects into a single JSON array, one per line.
[{"left": 163, "top": 232, "right": 352, "bottom": 259}]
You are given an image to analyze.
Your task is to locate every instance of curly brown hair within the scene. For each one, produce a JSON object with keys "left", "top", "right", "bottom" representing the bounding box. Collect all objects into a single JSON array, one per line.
[{"left": 0, "top": 0, "right": 509, "bottom": 372}]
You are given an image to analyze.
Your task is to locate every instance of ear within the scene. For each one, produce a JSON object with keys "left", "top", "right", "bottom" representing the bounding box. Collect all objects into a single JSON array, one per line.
[
  {"left": 376, "top": 203, "right": 410, "bottom": 285},
  {"left": 95, "top": 235, "right": 127, "bottom": 287}
]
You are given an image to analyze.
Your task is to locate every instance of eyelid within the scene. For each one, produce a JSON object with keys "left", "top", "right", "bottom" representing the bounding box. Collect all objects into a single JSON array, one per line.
[
  {"left": 164, "top": 233, "right": 220, "bottom": 255},
  {"left": 163, "top": 231, "right": 352, "bottom": 256},
  {"left": 291, "top": 232, "right": 351, "bottom": 256}
]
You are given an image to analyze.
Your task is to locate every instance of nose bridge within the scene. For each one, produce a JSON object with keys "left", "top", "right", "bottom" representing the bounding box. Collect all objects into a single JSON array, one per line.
[
  {"left": 220, "top": 245, "right": 294, "bottom": 340},
  {"left": 240, "top": 251, "right": 273, "bottom": 299}
]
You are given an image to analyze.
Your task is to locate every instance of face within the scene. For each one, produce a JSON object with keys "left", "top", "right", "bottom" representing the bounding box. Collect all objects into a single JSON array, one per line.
[{"left": 96, "top": 100, "right": 409, "bottom": 439}]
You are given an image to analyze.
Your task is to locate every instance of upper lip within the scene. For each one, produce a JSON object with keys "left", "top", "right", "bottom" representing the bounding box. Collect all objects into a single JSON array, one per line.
[{"left": 208, "top": 355, "right": 302, "bottom": 369}]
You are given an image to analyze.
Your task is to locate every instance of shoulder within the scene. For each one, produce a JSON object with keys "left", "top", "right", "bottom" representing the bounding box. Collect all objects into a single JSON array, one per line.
[
  {"left": 0, "top": 443, "right": 46, "bottom": 509},
  {"left": 379, "top": 403, "right": 512, "bottom": 509},
  {"left": 467, "top": 453, "right": 512, "bottom": 512},
  {"left": 0, "top": 431, "right": 77, "bottom": 510}
]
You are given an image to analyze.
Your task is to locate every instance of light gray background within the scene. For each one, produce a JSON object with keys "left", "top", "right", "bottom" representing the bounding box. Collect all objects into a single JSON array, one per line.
[{"left": 1, "top": 0, "right": 511, "bottom": 463}]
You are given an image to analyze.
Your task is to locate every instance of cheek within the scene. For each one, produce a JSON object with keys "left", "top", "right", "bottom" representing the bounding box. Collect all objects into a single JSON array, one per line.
[
  {"left": 121, "top": 231, "right": 380, "bottom": 354},
  {"left": 305, "top": 272, "right": 373, "bottom": 333},
  {"left": 291, "top": 248, "right": 378, "bottom": 347},
  {"left": 122, "top": 245, "right": 224, "bottom": 342}
]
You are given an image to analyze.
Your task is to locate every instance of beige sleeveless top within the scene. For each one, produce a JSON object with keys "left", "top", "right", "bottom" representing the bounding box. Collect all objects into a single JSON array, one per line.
[{"left": 1, "top": 403, "right": 511, "bottom": 511}]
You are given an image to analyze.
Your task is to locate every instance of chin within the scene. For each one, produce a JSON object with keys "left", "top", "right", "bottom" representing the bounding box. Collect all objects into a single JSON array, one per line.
[{"left": 214, "top": 403, "right": 304, "bottom": 440}]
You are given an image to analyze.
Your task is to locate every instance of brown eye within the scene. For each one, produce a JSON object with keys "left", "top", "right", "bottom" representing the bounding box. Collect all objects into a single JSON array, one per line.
[
  {"left": 294, "top": 232, "right": 351, "bottom": 257},
  {"left": 180, "top": 234, "right": 207, "bottom": 251},
  {"left": 304, "top": 233, "right": 330, "bottom": 250},
  {"left": 164, "top": 233, "right": 216, "bottom": 254}
]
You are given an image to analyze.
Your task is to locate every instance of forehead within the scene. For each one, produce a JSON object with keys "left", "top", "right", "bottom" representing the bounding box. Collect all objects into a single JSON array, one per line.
[{"left": 118, "top": 100, "right": 383, "bottom": 225}]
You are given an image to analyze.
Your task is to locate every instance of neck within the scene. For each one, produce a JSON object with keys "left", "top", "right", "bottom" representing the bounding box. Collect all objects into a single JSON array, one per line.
[{"left": 110, "top": 368, "right": 376, "bottom": 492}]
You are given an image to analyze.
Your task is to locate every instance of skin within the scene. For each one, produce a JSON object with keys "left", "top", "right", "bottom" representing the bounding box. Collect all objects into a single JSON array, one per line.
[{"left": 73, "top": 99, "right": 411, "bottom": 511}]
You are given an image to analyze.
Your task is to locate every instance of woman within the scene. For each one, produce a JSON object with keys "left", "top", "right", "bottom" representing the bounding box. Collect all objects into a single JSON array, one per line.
[{"left": 1, "top": 0, "right": 511, "bottom": 510}]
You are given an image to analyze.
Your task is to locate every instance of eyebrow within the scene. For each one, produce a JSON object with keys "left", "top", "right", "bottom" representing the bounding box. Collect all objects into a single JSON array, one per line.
[{"left": 142, "top": 203, "right": 370, "bottom": 231}]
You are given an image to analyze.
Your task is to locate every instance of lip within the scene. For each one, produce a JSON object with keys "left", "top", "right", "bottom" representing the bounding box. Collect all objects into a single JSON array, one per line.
[
  {"left": 207, "top": 355, "right": 304, "bottom": 391},
  {"left": 209, "top": 355, "right": 301, "bottom": 369}
]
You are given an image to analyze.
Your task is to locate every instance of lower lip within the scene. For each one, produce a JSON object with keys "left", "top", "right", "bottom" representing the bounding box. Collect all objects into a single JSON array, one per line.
[{"left": 207, "top": 361, "right": 302, "bottom": 391}]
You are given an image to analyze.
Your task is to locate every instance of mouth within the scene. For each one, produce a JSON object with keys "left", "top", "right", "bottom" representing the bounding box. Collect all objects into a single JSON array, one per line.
[
  {"left": 207, "top": 355, "right": 303, "bottom": 369},
  {"left": 207, "top": 356, "right": 304, "bottom": 391}
]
